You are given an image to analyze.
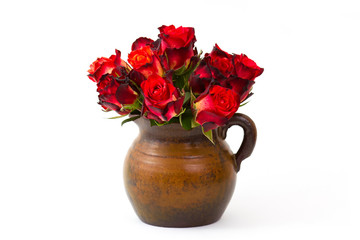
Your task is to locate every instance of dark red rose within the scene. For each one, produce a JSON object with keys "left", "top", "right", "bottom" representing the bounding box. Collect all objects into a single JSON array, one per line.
[
  {"left": 194, "top": 85, "right": 240, "bottom": 132},
  {"left": 207, "top": 44, "right": 234, "bottom": 78},
  {"left": 189, "top": 57, "right": 212, "bottom": 94},
  {"left": 131, "top": 37, "right": 154, "bottom": 51},
  {"left": 97, "top": 75, "right": 138, "bottom": 115},
  {"left": 88, "top": 49, "right": 128, "bottom": 83},
  {"left": 128, "top": 45, "right": 163, "bottom": 78},
  {"left": 233, "top": 54, "right": 264, "bottom": 80},
  {"left": 158, "top": 25, "right": 196, "bottom": 70},
  {"left": 158, "top": 25, "right": 195, "bottom": 51},
  {"left": 190, "top": 45, "right": 263, "bottom": 102},
  {"left": 190, "top": 64, "right": 254, "bottom": 102},
  {"left": 141, "top": 74, "right": 184, "bottom": 123},
  {"left": 131, "top": 37, "right": 161, "bottom": 52},
  {"left": 115, "top": 80, "right": 139, "bottom": 106},
  {"left": 222, "top": 76, "right": 255, "bottom": 102}
]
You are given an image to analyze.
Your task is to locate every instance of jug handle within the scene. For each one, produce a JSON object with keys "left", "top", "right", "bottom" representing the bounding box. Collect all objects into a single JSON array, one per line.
[{"left": 218, "top": 113, "right": 257, "bottom": 172}]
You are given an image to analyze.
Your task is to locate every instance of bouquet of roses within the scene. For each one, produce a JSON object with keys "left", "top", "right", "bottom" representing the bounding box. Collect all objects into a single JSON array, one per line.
[{"left": 87, "top": 25, "right": 263, "bottom": 142}]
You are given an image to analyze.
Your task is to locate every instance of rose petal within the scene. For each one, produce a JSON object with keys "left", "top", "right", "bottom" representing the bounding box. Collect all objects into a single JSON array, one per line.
[
  {"left": 158, "top": 25, "right": 196, "bottom": 53},
  {"left": 202, "top": 122, "right": 219, "bottom": 132},
  {"left": 210, "top": 44, "right": 232, "bottom": 59},
  {"left": 233, "top": 54, "right": 264, "bottom": 80},
  {"left": 115, "top": 82, "right": 138, "bottom": 105},
  {"left": 196, "top": 111, "right": 228, "bottom": 131},
  {"left": 136, "top": 55, "right": 164, "bottom": 78},
  {"left": 114, "top": 49, "right": 121, "bottom": 66},
  {"left": 131, "top": 37, "right": 154, "bottom": 51},
  {"left": 208, "top": 44, "right": 234, "bottom": 78},
  {"left": 142, "top": 105, "right": 164, "bottom": 123},
  {"left": 112, "top": 66, "right": 128, "bottom": 79},
  {"left": 189, "top": 58, "right": 213, "bottom": 94},
  {"left": 163, "top": 95, "right": 184, "bottom": 121},
  {"left": 88, "top": 50, "right": 127, "bottom": 83},
  {"left": 129, "top": 70, "right": 146, "bottom": 86},
  {"left": 222, "top": 76, "right": 254, "bottom": 101},
  {"left": 163, "top": 44, "right": 195, "bottom": 70},
  {"left": 93, "top": 61, "right": 115, "bottom": 82}
]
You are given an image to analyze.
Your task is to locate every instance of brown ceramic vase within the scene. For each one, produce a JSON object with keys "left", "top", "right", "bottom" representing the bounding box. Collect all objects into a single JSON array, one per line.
[{"left": 123, "top": 113, "right": 257, "bottom": 227}]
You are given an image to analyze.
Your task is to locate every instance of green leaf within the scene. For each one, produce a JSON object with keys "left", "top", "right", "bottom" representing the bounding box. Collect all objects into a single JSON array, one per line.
[
  {"left": 183, "top": 92, "right": 191, "bottom": 106},
  {"left": 149, "top": 119, "right": 157, "bottom": 126},
  {"left": 130, "top": 109, "right": 141, "bottom": 115},
  {"left": 173, "top": 75, "right": 186, "bottom": 90},
  {"left": 121, "top": 99, "right": 142, "bottom": 112},
  {"left": 242, "top": 92, "right": 253, "bottom": 102},
  {"left": 191, "top": 118, "right": 200, "bottom": 128},
  {"left": 168, "top": 117, "right": 180, "bottom": 124},
  {"left": 202, "top": 127, "right": 214, "bottom": 144},
  {"left": 108, "top": 115, "right": 126, "bottom": 119},
  {"left": 174, "top": 64, "right": 188, "bottom": 75},
  {"left": 176, "top": 107, "right": 186, "bottom": 117},
  {"left": 129, "top": 80, "right": 142, "bottom": 93},
  {"left": 239, "top": 101, "right": 249, "bottom": 107},
  {"left": 154, "top": 121, "right": 168, "bottom": 126},
  {"left": 148, "top": 116, "right": 180, "bottom": 127},
  {"left": 190, "top": 90, "right": 197, "bottom": 103},
  {"left": 177, "top": 49, "right": 203, "bottom": 76},
  {"left": 182, "top": 49, "right": 203, "bottom": 75},
  {"left": 179, "top": 108, "right": 193, "bottom": 130},
  {"left": 121, "top": 116, "right": 140, "bottom": 126}
]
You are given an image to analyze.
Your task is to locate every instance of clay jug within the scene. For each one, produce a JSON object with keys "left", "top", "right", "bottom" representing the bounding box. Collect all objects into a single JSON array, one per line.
[{"left": 123, "top": 113, "right": 257, "bottom": 227}]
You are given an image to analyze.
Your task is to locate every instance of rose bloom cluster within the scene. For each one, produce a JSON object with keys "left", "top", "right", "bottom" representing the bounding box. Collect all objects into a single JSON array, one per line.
[{"left": 87, "top": 25, "right": 263, "bottom": 139}]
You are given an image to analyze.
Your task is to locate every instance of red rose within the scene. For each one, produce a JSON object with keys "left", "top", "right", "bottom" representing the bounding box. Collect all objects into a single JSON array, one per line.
[
  {"left": 128, "top": 45, "right": 153, "bottom": 69},
  {"left": 190, "top": 45, "right": 234, "bottom": 94},
  {"left": 222, "top": 76, "right": 255, "bottom": 102},
  {"left": 158, "top": 25, "right": 196, "bottom": 70},
  {"left": 190, "top": 44, "right": 263, "bottom": 103},
  {"left": 194, "top": 85, "right": 240, "bottom": 132},
  {"left": 233, "top": 54, "right": 264, "bottom": 80},
  {"left": 88, "top": 49, "right": 128, "bottom": 83},
  {"left": 131, "top": 37, "right": 154, "bottom": 51},
  {"left": 128, "top": 45, "right": 163, "bottom": 78},
  {"left": 141, "top": 74, "right": 184, "bottom": 123},
  {"left": 158, "top": 25, "right": 195, "bottom": 51},
  {"left": 207, "top": 44, "right": 234, "bottom": 78},
  {"left": 97, "top": 75, "right": 138, "bottom": 115}
]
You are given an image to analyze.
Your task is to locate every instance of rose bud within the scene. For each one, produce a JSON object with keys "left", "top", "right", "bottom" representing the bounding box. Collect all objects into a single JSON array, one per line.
[
  {"left": 141, "top": 74, "right": 184, "bottom": 123},
  {"left": 88, "top": 49, "right": 129, "bottom": 83},
  {"left": 233, "top": 54, "right": 264, "bottom": 80},
  {"left": 189, "top": 57, "right": 213, "bottom": 94},
  {"left": 194, "top": 85, "right": 241, "bottom": 132},
  {"left": 128, "top": 45, "right": 163, "bottom": 78},
  {"left": 97, "top": 75, "right": 138, "bottom": 115},
  {"left": 158, "top": 25, "right": 196, "bottom": 70}
]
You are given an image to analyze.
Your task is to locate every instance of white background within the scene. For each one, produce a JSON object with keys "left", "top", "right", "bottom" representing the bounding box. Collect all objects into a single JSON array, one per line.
[{"left": 1, "top": 0, "right": 359, "bottom": 239}]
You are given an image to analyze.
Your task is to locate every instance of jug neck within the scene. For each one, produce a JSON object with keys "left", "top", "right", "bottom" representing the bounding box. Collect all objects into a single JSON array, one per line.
[{"left": 134, "top": 117, "right": 217, "bottom": 142}]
